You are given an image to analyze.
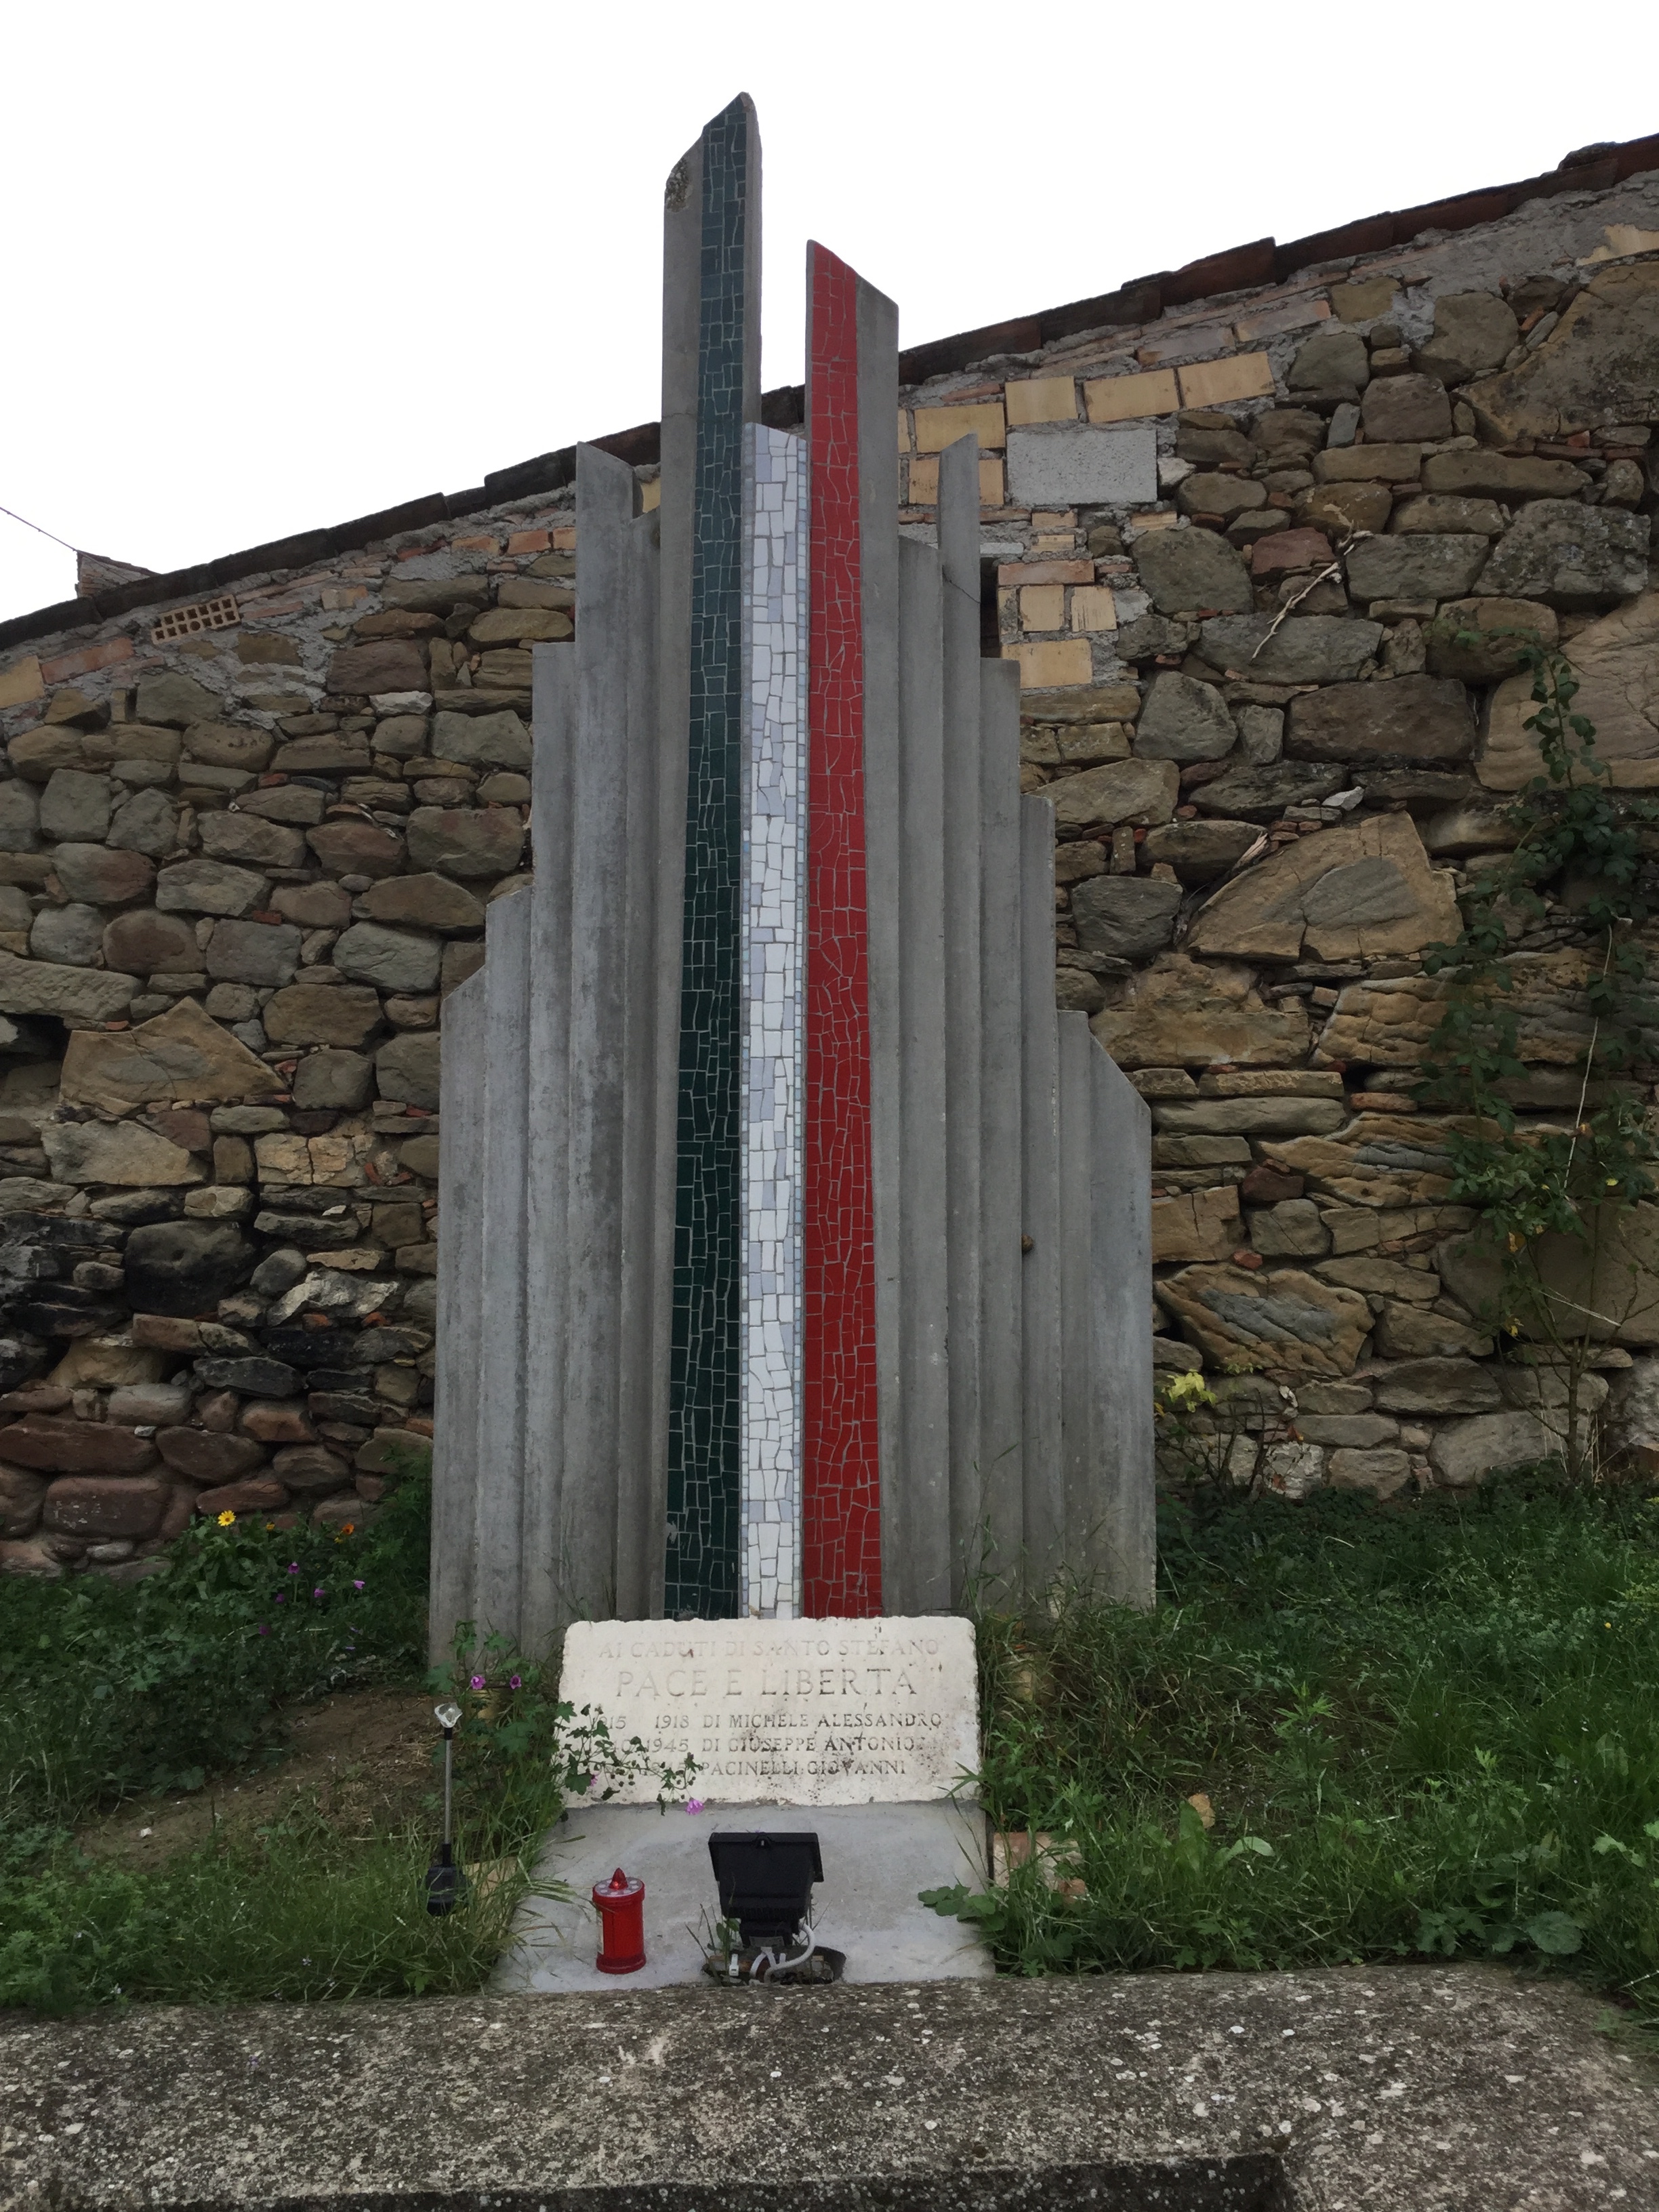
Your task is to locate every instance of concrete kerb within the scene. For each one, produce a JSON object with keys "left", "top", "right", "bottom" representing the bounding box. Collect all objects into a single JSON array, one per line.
[{"left": 2, "top": 1965, "right": 1652, "bottom": 2209}]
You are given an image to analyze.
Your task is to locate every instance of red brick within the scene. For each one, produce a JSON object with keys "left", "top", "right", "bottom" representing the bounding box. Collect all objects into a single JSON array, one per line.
[
  {"left": 997, "top": 560, "right": 1094, "bottom": 588},
  {"left": 1252, "top": 529, "right": 1334, "bottom": 579},
  {"left": 506, "top": 531, "right": 550, "bottom": 555},
  {"left": 39, "top": 637, "right": 135, "bottom": 684}
]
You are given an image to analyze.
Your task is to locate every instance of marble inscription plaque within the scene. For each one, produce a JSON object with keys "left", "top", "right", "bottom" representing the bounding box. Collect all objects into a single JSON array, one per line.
[{"left": 559, "top": 1616, "right": 979, "bottom": 1805}]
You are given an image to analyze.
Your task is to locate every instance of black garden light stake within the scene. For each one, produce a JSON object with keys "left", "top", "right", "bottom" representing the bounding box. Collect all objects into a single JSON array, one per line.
[{"left": 426, "top": 1700, "right": 464, "bottom": 1914}]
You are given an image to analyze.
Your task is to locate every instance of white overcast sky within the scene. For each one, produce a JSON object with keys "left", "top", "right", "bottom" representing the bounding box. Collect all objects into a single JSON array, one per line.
[{"left": 1, "top": 0, "right": 1650, "bottom": 624}]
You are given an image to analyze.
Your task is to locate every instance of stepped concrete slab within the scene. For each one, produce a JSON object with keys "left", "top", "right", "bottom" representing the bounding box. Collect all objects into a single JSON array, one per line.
[
  {"left": 495, "top": 1798, "right": 992, "bottom": 1991},
  {"left": 3, "top": 1965, "right": 1650, "bottom": 2208}
]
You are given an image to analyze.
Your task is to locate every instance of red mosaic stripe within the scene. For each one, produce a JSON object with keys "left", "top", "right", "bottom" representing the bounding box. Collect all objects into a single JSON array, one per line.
[{"left": 803, "top": 243, "right": 882, "bottom": 1618}]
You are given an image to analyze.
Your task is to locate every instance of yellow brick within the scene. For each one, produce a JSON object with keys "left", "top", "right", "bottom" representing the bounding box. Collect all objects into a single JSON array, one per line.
[
  {"left": 1071, "top": 587, "right": 1117, "bottom": 633},
  {"left": 640, "top": 478, "right": 661, "bottom": 512},
  {"left": 1084, "top": 368, "right": 1179, "bottom": 424},
  {"left": 907, "top": 453, "right": 1007, "bottom": 507},
  {"left": 552, "top": 526, "right": 577, "bottom": 550},
  {"left": 1127, "top": 513, "right": 1179, "bottom": 537},
  {"left": 899, "top": 409, "right": 912, "bottom": 453},
  {"left": 1004, "top": 375, "right": 1077, "bottom": 427},
  {"left": 1176, "top": 352, "right": 1275, "bottom": 408},
  {"left": 1004, "top": 638, "right": 1093, "bottom": 688},
  {"left": 1020, "top": 585, "right": 1067, "bottom": 632},
  {"left": 0, "top": 656, "right": 44, "bottom": 709},
  {"left": 913, "top": 401, "right": 1006, "bottom": 452}
]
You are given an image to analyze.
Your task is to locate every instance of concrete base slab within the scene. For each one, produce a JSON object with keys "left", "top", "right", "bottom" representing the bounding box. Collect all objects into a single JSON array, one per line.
[
  {"left": 6, "top": 1966, "right": 1653, "bottom": 2209},
  {"left": 494, "top": 1798, "right": 993, "bottom": 1990}
]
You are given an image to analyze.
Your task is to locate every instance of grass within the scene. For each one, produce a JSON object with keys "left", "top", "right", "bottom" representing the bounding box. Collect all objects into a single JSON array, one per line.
[
  {"left": 0, "top": 1482, "right": 588, "bottom": 2011},
  {"left": 935, "top": 1474, "right": 1659, "bottom": 2026},
  {"left": 5, "top": 1469, "right": 1658, "bottom": 2020}
]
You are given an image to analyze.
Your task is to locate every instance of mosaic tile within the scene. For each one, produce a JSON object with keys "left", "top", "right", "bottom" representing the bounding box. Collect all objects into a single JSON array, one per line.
[
  {"left": 665, "top": 97, "right": 751, "bottom": 1619},
  {"left": 740, "top": 425, "right": 807, "bottom": 1621},
  {"left": 803, "top": 244, "right": 882, "bottom": 1618}
]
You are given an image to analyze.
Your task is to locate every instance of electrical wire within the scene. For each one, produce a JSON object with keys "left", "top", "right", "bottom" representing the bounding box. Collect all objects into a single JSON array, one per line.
[{"left": 0, "top": 503, "right": 81, "bottom": 556}]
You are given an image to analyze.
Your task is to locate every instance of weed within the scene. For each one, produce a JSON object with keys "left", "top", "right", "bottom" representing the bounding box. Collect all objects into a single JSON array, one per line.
[{"left": 933, "top": 1481, "right": 1659, "bottom": 2017}]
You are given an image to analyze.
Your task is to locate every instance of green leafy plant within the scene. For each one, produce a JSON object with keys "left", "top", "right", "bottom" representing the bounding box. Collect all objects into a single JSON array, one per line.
[
  {"left": 1416, "top": 638, "right": 1659, "bottom": 1481},
  {"left": 935, "top": 1484, "right": 1659, "bottom": 2013}
]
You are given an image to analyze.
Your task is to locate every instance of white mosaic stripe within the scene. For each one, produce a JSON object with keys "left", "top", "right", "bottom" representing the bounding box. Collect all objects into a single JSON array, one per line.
[{"left": 739, "top": 424, "right": 807, "bottom": 1620}]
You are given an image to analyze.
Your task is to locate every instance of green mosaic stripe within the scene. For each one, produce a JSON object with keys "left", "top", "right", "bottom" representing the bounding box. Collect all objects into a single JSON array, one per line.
[{"left": 665, "top": 98, "right": 750, "bottom": 1618}]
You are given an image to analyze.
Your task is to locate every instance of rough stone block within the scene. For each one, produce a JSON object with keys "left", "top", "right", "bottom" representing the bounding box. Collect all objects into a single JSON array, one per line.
[
  {"left": 1133, "top": 674, "right": 1235, "bottom": 763},
  {"left": 1198, "top": 615, "right": 1380, "bottom": 684},
  {"left": 1, "top": 1417, "right": 159, "bottom": 1475},
  {"left": 262, "top": 985, "right": 384, "bottom": 1050},
  {"left": 1345, "top": 535, "right": 1490, "bottom": 604},
  {"left": 1479, "top": 500, "right": 1650, "bottom": 610},
  {"left": 155, "top": 859, "right": 270, "bottom": 918},
  {"left": 333, "top": 923, "right": 442, "bottom": 995},
  {"left": 1286, "top": 672, "right": 1473, "bottom": 765},
  {"left": 123, "top": 1219, "right": 255, "bottom": 1317},
  {"left": 1188, "top": 814, "right": 1456, "bottom": 964},
  {"left": 293, "top": 1050, "right": 373, "bottom": 1111},
  {"left": 1093, "top": 953, "right": 1309, "bottom": 1069},
  {"left": 39, "top": 771, "right": 112, "bottom": 844},
  {"left": 1048, "top": 757, "right": 1179, "bottom": 836},
  {"left": 405, "top": 808, "right": 525, "bottom": 879},
  {"left": 431, "top": 710, "right": 531, "bottom": 771},
  {"left": 374, "top": 1031, "right": 441, "bottom": 1109},
  {"left": 30, "top": 903, "right": 105, "bottom": 967},
  {"left": 1371, "top": 1359, "right": 1502, "bottom": 1414},
  {"left": 1462, "top": 262, "right": 1659, "bottom": 443},
  {"left": 53, "top": 845, "right": 156, "bottom": 908},
  {"left": 205, "top": 920, "right": 302, "bottom": 987},
  {"left": 1071, "top": 876, "right": 1182, "bottom": 958},
  {"left": 155, "top": 1429, "right": 267, "bottom": 1483},
  {"left": 42, "top": 1474, "right": 169, "bottom": 1537},
  {"left": 1327, "top": 1446, "right": 1412, "bottom": 1496},
  {"left": 1359, "top": 375, "right": 1452, "bottom": 444},
  {"left": 199, "top": 812, "right": 306, "bottom": 872},
  {"left": 1429, "top": 1410, "right": 1553, "bottom": 1486},
  {"left": 1156, "top": 1261, "right": 1370, "bottom": 1379},
  {"left": 1151, "top": 1187, "right": 1240, "bottom": 1263},
  {"left": 1131, "top": 527, "right": 1252, "bottom": 615},
  {"left": 135, "top": 672, "right": 222, "bottom": 728}
]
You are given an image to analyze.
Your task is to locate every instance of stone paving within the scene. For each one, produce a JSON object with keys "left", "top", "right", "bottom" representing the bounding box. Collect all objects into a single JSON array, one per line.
[{"left": 2, "top": 1965, "right": 1652, "bottom": 2209}]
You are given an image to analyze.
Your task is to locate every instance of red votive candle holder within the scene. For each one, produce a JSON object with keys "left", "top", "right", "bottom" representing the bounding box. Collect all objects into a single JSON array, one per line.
[{"left": 592, "top": 1866, "right": 646, "bottom": 1973}]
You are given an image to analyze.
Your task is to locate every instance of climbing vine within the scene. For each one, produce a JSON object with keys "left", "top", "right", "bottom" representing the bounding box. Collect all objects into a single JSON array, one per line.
[{"left": 1416, "top": 635, "right": 1659, "bottom": 1479}]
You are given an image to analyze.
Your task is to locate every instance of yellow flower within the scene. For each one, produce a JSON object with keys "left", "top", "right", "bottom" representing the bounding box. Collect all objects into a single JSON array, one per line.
[
  {"left": 217, "top": 1509, "right": 237, "bottom": 1527},
  {"left": 1507, "top": 1231, "right": 1525, "bottom": 1252},
  {"left": 1607, "top": 1178, "right": 1620, "bottom": 1188}
]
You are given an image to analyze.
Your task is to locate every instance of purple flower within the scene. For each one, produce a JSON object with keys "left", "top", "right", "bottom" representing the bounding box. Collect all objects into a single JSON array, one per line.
[
  {"left": 509, "top": 1674, "right": 522, "bottom": 1691},
  {"left": 275, "top": 1595, "right": 285, "bottom": 1605},
  {"left": 313, "top": 1586, "right": 324, "bottom": 1597},
  {"left": 470, "top": 1674, "right": 486, "bottom": 1690},
  {"left": 258, "top": 1624, "right": 270, "bottom": 1637},
  {"left": 685, "top": 1798, "right": 705, "bottom": 1815},
  {"left": 287, "top": 1563, "right": 299, "bottom": 1576},
  {"left": 352, "top": 1579, "right": 365, "bottom": 1591}
]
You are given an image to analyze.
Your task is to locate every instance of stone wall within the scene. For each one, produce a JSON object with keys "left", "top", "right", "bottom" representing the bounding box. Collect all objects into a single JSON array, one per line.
[{"left": 2, "top": 150, "right": 1659, "bottom": 1581}]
